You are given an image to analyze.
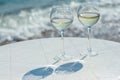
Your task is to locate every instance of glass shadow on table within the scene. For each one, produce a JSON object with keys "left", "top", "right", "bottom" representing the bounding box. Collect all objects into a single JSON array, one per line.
[
  {"left": 55, "top": 61, "right": 83, "bottom": 74},
  {"left": 22, "top": 67, "right": 54, "bottom": 80},
  {"left": 22, "top": 62, "right": 83, "bottom": 80}
]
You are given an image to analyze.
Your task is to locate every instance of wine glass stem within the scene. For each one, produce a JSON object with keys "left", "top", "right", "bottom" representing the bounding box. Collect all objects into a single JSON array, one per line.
[
  {"left": 87, "top": 27, "right": 92, "bottom": 53},
  {"left": 61, "top": 29, "right": 65, "bottom": 56}
]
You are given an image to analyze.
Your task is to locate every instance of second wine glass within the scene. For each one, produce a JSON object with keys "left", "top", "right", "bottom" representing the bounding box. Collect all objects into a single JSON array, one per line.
[
  {"left": 50, "top": 6, "right": 73, "bottom": 63},
  {"left": 77, "top": 4, "right": 100, "bottom": 57}
]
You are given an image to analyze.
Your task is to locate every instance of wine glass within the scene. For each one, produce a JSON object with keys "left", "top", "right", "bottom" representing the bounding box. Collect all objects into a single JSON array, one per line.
[
  {"left": 50, "top": 6, "right": 73, "bottom": 63},
  {"left": 77, "top": 4, "right": 100, "bottom": 57}
]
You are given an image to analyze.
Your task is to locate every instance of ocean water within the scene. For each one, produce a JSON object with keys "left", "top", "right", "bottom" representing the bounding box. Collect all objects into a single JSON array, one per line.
[{"left": 0, "top": 0, "right": 120, "bottom": 45}]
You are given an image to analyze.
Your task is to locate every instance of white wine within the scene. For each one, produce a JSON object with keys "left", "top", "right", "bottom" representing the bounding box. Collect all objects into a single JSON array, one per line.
[
  {"left": 78, "top": 12, "right": 100, "bottom": 27},
  {"left": 51, "top": 18, "right": 73, "bottom": 30}
]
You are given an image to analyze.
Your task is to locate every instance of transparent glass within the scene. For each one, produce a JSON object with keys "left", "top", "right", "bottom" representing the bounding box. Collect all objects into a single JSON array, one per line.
[
  {"left": 50, "top": 6, "right": 87, "bottom": 74},
  {"left": 50, "top": 6, "right": 74, "bottom": 63},
  {"left": 77, "top": 4, "right": 100, "bottom": 57}
]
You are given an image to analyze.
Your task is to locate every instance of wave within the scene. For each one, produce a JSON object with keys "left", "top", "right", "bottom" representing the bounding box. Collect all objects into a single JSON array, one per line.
[{"left": 0, "top": 1, "right": 120, "bottom": 44}]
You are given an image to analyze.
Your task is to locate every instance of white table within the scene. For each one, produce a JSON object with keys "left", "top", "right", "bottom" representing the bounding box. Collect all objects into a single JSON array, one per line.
[{"left": 0, "top": 38, "right": 120, "bottom": 80}]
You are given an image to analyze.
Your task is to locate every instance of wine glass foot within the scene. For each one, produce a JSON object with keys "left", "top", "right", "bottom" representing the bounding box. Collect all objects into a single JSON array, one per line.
[
  {"left": 62, "top": 54, "right": 72, "bottom": 61},
  {"left": 52, "top": 56, "right": 61, "bottom": 65},
  {"left": 53, "top": 53, "right": 76, "bottom": 65},
  {"left": 88, "top": 51, "right": 98, "bottom": 57},
  {"left": 80, "top": 54, "right": 87, "bottom": 60}
]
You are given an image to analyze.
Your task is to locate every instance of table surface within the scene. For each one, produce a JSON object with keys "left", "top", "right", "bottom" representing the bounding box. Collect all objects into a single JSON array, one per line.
[{"left": 0, "top": 38, "right": 120, "bottom": 80}]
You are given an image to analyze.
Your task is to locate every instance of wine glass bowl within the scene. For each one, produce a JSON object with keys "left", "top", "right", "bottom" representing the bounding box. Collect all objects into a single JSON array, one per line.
[
  {"left": 77, "top": 5, "right": 100, "bottom": 28},
  {"left": 50, "top": 6, "right": 73, "bottom": 31},
  {"left": 77, "top": 4, "right": 100, "bottom": 56}
]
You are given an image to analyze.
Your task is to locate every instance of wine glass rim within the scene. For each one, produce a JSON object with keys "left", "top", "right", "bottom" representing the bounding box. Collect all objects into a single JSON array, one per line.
[
  {"left": 52, "top": 5, "right": 72, "bottom": 9},
  {"left": 78, "top": 3, "right": 99, "bottom": 10},
  {"left": 77, "top": 4, "right": 100, "bottom": 14},
  {"left": 80, "top": 2, "right": 99, "bottom": 6}
]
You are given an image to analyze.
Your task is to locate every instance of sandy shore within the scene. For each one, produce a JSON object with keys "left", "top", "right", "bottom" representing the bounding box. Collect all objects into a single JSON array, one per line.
[{"left": 0, "top": 26, "right": 120, "bottom": 46}]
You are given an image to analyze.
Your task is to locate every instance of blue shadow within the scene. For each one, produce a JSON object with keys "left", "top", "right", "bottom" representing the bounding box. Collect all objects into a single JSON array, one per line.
[
  {"left": 22, "top": 67, "right": 53, "bottom": 80},
  {"left": 55, "top": 61, "right": 83, "bottom": 74}
]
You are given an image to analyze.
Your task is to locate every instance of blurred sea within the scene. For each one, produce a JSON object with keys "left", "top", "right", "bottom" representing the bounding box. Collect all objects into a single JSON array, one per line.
[{"left": 0, "top": 0, "right": 120, "bottom": 45}]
